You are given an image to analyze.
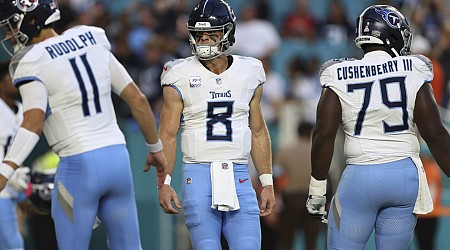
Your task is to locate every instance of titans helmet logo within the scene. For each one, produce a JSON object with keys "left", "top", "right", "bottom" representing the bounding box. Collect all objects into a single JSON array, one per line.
[
  {"left": 16, "top": 0, "right": 39, "bottom": 12},
  {"left": 374, "top": 7, "right": 401, "bottom": 29}
]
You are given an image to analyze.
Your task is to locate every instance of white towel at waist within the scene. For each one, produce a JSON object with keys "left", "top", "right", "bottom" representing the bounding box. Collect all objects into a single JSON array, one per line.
[
  {"left": 411, "top": 156, "right": 433, "bottom": 214},
  {"left": 210, "top": 161, "right": 240, "bottom": 211}
]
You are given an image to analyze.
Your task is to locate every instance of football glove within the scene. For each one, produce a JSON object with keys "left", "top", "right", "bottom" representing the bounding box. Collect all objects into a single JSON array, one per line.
[
  {"left": 306, "top": 195, "right": 327, "bottom": 223},
  {"left": 8, "top": 166, "right": 30, "bottom": 192},
  {"left": 306, "top": 176, "right": 328, "bottom": 224}
]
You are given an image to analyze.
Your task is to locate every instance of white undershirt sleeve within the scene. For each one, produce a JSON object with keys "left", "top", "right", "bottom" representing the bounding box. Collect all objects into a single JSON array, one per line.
[{"left": 18, "top": 80, "right": 48, "bottom": 112}]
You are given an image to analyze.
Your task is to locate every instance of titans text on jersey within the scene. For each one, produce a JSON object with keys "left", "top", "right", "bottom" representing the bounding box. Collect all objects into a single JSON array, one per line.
[{"left": 161, "top": 55, "right": 265, "bottom": 164}]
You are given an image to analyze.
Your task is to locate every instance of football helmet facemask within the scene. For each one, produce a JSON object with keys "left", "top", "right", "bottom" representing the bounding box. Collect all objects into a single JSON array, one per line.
[
  {"left": 0, "top": 0, "right": 60, "bottom": 56},
  {"left": 29, "top": 168, "right": 56, "bottom": 215},
  {"left": 187, "top": 0, "right": 236, "bottom": 60},
  {"left": 355, "top": 5, "right": 412, "bottom": 57}
]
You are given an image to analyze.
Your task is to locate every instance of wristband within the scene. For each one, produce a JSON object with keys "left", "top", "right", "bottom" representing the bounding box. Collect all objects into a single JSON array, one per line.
[
  {"left": 309, "top": 176, "right": 327, "bottom": 196},
  {"left": 259, "top": 174, "right": 273, "bottom": 187},
  {"left": 164, "top": 174, "right": 172, "bottom": 185},
  {"left": 146, "top": 139, "right": 163, "bottom": 153},
  {"left": 4, "top": 127, "right": 40, "bottom": 166},
  {"left": 0, "top": 163, "right": 15, "bottom": 180}
]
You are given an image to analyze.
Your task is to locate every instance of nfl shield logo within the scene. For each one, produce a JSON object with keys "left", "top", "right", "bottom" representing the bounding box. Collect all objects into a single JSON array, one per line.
[
  {"left": 222, "top": 163, "right": 228, "bottom": 170},
  {"left": 216, "top": 78, "right": 222, "bottom": 85}
]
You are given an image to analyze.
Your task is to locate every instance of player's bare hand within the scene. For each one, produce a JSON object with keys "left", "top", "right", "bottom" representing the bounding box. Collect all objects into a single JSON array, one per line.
[
  {"left": 158, "top": 185, "right": 181, "bottom": 214},
  {"left": 144, "top": 151, "right": 167, "bottom": 189},
  {"left": 259, "top": 185, "right": 276, "bottom": 217}
]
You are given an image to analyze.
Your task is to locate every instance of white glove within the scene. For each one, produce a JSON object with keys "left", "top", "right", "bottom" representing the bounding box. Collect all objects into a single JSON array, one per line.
[
  {"left": 7, "top": 166, "right": 30, "bottom": 192},
  {"left": 306, "top": 176, "right": 328, "bottom": 224}
]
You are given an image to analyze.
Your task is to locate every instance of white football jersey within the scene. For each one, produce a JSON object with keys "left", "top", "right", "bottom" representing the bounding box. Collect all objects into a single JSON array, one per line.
[
  {"left": 10, "top": 26, "right": 127, "bottom": 157},
  {"left": 320, "top": 51, "right": 433, "bottom": 164},
  {"left": 0, "top": 99, "right": 22, "bottom": 161},
  {"left": 0, "top": 99, "right": 23, "bottom": 198},
  {"left": 161, "top": 56, "right": 266, "bottom": 164}
]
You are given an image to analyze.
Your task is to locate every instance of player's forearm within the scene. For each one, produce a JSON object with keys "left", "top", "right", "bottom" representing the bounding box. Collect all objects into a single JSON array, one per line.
[
  {"left": 426, "top": 134, "right": 450, "bottom": 177},
  {"left": 251, "top": 128, "right": 272, "bottom": 175},
  {"left": 159, "top": 132, "right": 178, "bottom": 175},
  {"left": 129, "top": 97, "right": 160, "bottom": 144},
  {"left": 311, "top": 131, "right": 335, "bottom": 180}
]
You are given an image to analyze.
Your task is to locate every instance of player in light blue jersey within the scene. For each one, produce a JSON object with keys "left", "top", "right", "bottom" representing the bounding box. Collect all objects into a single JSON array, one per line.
[
  {"left": 306, "top": 5, "right": 450, "bottom": 250},
  {"left": 158, "top": 0, "right": 275, "bottom": 249},
  {"left": 0, "top": 1, "right": 168, "bottom": 249}
]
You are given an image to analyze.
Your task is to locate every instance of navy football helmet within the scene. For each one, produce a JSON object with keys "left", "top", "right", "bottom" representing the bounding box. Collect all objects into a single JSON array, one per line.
[
  {"left": 187, "top": 0, "right": 236, "bottom": 60},
  {"left": 29, "top": 168, "right": 56, "bottom": 215},
  {"left": 0, "top": 0, "right": 60, "bottom": 56},
  {"left": 355, "top": 5, "right": 412, "bottom": 56}
]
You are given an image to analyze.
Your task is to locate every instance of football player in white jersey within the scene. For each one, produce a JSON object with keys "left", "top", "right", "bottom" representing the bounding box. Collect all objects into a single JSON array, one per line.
[
  {"left": 157, "top": 0, "right": 275, "bottom": 249},
  {"left": 306, "top": 5, "right": 450, "bottom": 250},
  {"left": 0, "top": 0, "right": 168, "bottom": 249},
  {"left": 0, "top": 61, "right": 32, "bottom": 250}
]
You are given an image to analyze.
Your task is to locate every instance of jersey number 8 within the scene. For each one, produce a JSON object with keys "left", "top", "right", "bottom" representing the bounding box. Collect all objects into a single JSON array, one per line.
[{"left": 206, "top": 101, "right": 234, "bottom": 141}]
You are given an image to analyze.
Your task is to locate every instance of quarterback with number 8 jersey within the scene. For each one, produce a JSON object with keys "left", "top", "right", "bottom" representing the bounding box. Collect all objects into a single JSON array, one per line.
[
  {"left": 158, "top": 1, "right": 275, "bottom": 249},
  {"left": 307, "top": 4, "right": 450, "bottom": 250},
  {"left": 0, "top": 0, "right": 168, "bottom": 249}
]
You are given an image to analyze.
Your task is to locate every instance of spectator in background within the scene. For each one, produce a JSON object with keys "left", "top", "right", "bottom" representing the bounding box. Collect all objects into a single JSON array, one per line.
[
  {"left": 260, "top": 56, "right": 286, "bottom": 151},
  {"left": 138, "top": 36, "right": 176, "bottom": 118},
  {"left": 288, "top": 57, "right": 321, "bottom": 122},
  {"left": 233, "top": 2, "right": 281, "bottom": 59},
  {"left": 152, "top": 0, "right": 189, "bottom": 35},
  {"left": 260, "top": 56, "right": 286, "bottom": 126},
  {"left": 318, "top": 0, "right": 353, "bottom": 46},
  {"left": 275, "top": 121, "right": 324, "bottom": 250},
  {"left": 411, "top": 34, "right": 445, "bottom": 105},
  {"left": 281, "top": 0, "right": 316, "bottom": 41},
  {"left": 127, "top": 4, "right": 156, "bottom": 63}
]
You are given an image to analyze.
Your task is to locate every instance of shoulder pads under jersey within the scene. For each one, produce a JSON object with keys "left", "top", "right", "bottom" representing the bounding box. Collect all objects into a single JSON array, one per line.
[
  {"left": 319, "top": 57, "right": 356, "bottom": 77},
  {"left": 410, "top": 54, "right": 433, "bottom": 73}
]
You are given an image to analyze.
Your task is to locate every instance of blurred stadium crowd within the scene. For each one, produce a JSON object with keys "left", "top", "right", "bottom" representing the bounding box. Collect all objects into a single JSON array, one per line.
[
  {"left": 49, "top": 0, "right": 450, "bottom": 142},
  {"left": 11, "top": 0, "right": 450, "bottom": 249}
]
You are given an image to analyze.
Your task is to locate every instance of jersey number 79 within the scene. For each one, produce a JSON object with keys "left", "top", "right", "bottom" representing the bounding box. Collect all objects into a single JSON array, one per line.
[{"left": 348, "top": 76, "right": 408, "bottom": 135}]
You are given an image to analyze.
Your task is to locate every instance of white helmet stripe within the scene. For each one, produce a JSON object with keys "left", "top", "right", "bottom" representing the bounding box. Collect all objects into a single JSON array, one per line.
[{"left": 202, "top": 0, "right": 209, "bottom": 16}]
